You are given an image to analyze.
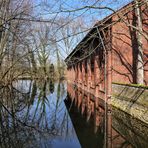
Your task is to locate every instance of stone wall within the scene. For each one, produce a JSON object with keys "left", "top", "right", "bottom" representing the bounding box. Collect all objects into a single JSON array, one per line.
[
  {"left": 112, "top": 106, "right": 148, "bottom": 147},
  {"left": 111, "top": 83, "right": 148, "bottom": 124}
]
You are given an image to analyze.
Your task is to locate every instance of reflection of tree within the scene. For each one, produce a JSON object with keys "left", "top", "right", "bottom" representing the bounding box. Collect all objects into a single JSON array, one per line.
[
  {"left": 0, "top": 85, "right": 27, "bottom": 148},
  {"left": 0, "top": 81, "right": 44, "bottom": 147},
  {"left": 50, "top": 82, "right": 62, "bottom": 133},
  {"left": 31, "top": 81, "right": 49, "bottom": 129},
  {"left": 0, "top": 80, "right": 74, "bottom": 148},
  {"left": 50, "top": 82, "right": 73, "bottom": 138},
  {"left": 24, "top": 81, "right": 37, "bottom": 122},
  {"left": 30, "top": 81, "right": 37, "bottom": 104}
]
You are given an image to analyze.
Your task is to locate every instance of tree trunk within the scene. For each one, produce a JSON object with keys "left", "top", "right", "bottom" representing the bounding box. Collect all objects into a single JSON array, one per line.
[
  {"left": 135, "top": 0, "right": 144, "bottom": 84},
  {"left": 27, "top": 45, "right": 37, "bottom": 77}
]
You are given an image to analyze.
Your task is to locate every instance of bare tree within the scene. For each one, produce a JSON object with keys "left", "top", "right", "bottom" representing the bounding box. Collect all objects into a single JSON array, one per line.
[
  {"left": 0, "top": 0, "right": 34, "bottom": 85},
  {"left": 134, "top": 0, "right": 144, "bottom": 84}
]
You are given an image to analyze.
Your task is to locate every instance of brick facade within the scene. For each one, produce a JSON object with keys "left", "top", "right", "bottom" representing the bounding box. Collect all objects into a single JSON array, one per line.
[{"left": 65, "top": 1, "right": 148, "bottom": 101}]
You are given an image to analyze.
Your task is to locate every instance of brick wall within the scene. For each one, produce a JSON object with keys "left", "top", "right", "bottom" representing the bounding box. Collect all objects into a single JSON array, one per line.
[{"left": 111, "top": 3, "right": 148, "bottom": 85}]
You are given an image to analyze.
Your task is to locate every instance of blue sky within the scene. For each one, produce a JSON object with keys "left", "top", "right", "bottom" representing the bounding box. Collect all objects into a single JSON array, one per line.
[
  {"left": 33, "top": 0, "right": 132, "bottom": 24},
  {"left": 31, "top": 0, "right": 133, "bottom": 62}
]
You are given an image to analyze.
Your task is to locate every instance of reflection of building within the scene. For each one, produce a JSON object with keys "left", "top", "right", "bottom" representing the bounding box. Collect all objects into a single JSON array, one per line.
[
  {"left": 65, "top": 85, "right": 105, "bottom": 148},
  {"left": 66, "top": 84, "right": 148, "bottom": 148},
  {"left": 65, "top": 1, "right": 148, "bottom": 103}
]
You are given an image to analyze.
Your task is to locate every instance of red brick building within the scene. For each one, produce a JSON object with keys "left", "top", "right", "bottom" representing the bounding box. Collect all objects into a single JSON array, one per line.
[{"left": 65, "top": 1, "right": 148, "bottom": 101}]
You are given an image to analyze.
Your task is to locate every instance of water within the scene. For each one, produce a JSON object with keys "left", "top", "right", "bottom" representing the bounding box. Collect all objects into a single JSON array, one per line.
[
  {"left": 0, "top": 80, "right": 148, "bottom": 148},
  {"left": 0, "top": 80, "right": 80, "bottom": 148}
]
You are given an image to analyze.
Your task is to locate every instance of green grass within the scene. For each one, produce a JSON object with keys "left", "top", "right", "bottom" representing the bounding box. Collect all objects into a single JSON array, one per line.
[{"left": 112, "top": 82, "right": 148, "bottom": 89}]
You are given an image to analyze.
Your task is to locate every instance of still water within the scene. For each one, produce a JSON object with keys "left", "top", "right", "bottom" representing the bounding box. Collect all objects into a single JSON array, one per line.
[{"left": 0, "top": 80, "right": 148, "bottom": 148}]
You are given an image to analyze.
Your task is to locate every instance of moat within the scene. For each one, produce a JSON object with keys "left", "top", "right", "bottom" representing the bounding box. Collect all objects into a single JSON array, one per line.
[{"left": 0, "top": 80, "right": 148, "bottom": 148}]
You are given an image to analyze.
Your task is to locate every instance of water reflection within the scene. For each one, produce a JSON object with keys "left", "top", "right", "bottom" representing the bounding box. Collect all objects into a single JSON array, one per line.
[
  {"left": 0, "top": 80, "right": 80, "bottom": 148},
  {"left": 1, "top": 81, "right": 148, "bottom": 148},
  {"left": 49, "top": 81, "right": 54, "bottom": 93},
  {"left": 65, "top": 83, "right": 148, "bottom": 148}
]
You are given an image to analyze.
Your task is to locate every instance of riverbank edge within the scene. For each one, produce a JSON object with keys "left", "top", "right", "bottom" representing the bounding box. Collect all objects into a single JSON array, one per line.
[
  {"left": 111, "top": 83, "right": 148, "bottom": 124},
  {"left": 66, "top": 80, "right": 148, "bottom": 124}
]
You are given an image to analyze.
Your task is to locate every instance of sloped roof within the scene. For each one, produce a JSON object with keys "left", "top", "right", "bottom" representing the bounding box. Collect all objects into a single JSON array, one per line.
[{"left": 64, "top": 0, "right": 145, "bottom": 65}]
